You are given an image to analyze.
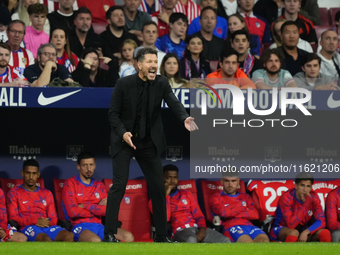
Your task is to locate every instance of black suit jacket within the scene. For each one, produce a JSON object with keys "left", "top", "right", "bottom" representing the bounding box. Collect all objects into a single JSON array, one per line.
[{"left": 108, "top": 74, "right": 189, "bottom": 157}]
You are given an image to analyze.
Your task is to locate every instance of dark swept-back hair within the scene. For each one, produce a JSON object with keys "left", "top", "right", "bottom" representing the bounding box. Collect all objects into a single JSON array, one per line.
[
  {"left": 301, "top": 53, "right": 321, "bottom": 66},
  {"left": 50, "top": 26, "right": 77, "bottom": 66},
  {"left": 295, "top": 172, "right": 314, "bottom": 185},
  {"left": 230, "top": 29, "right": 250, "bottom": 42},
  {"left": 260, "top": 48, "right": 285, "bottom": 66},
  {"left": 105, "top": 5, "right": 124, "bottom": 20},
  {"left": 163, "top": 164, "right": 179, "bottom": 173},
  {"left": 75, "top": 7, "right": 92, "bottom": 19},
  {"left": 77, "top": 151, "right": 95, "bottom": 164},
  {"left": 280, "top": 20, "right": 298, "bottom": 34},
  {"left": 200, "top": 6, "right": 217, "bottom": 19},
  {"left": 169, "top": 12, "right": 188, "bottom": 25},
  {"left": 23, "top": 159, "right": 39, "bottom": 170},
  {"left": 142, "top": 20, "right": 158, "bottom": 33},
  {"left": 135, "top": 47, "right": 157, "bottom": 62},
  {"left": 219, "top": 48, "right": 239, "bottom": 63}
]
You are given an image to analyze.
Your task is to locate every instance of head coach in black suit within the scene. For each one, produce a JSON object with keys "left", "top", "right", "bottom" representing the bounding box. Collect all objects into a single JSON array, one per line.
[{"left": 103, "top": 47, "right": 198, "bottom": 242}]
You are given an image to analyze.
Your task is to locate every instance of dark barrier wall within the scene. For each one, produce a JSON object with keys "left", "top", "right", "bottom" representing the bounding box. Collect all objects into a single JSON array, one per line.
[
  {"left": 0, "top": 108, "right": 190, "bottom": 192},
  {"left": 0, "top": 88, "right": 340, "bottom": 192}
]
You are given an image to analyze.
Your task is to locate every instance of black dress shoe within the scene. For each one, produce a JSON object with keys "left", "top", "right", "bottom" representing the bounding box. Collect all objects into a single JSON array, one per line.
[
  {"left": 103, "top": 234, "right": 121, "bottom": 242},
  {"left": 154, "top": 235, "right": 172, "bottom": 243}
]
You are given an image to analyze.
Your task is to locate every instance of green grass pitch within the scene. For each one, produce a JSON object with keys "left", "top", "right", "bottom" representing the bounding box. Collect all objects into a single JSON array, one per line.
[{"left": 1, "top": 243, "right": 340, "bottom": 255}]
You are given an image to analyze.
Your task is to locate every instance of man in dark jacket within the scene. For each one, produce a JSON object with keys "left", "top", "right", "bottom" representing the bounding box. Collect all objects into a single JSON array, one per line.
[
  {"left": 68, "top": 7, "right": 104, "bottom": 58},
  {"left": 100, "top": 6, "right": 139, "bottom": 60},
  {"left": 103, "top": 47, "right": 198, "bottom": 243}
]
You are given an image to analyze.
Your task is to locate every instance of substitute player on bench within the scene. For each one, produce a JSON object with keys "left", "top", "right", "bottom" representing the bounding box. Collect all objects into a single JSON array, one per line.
[
  {"left": 270, "top": 172, "right": 331, "bottom": 242},
  {"left": 7, "top": 160, "right": 74, "bottom": 242}
]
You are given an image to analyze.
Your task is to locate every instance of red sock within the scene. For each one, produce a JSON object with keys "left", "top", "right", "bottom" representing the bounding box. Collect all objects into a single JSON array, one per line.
[
  {"left": 318, "top": 229, "right": 331, "bottom": 242},
  {"left": 285, "top": 235, "right": 298, "bottom": 242}
]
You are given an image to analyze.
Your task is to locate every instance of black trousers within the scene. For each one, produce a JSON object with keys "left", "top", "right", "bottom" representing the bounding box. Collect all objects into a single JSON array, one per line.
[{"left": 104, "top": 137, "right": 167, "bottom": 237}]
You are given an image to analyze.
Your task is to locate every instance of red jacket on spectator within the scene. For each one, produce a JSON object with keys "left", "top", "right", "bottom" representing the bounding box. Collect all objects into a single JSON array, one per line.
[
  {"left": 151, "top": 11, "right": 170, "bottom": 37},
  {"left": 77, "top": 0, "right": 115, "bottom": 23},
  {"left": 240, "top": 12, "right": 272, "bottom": 43},
  {"left": 279, "top": 14, "right": 318, "bottom": 44}
]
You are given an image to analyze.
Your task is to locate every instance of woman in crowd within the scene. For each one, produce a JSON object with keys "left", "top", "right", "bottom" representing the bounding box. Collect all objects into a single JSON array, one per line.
[
  {"left": 179, "top": 34, "right": 211, "bottom": 79},
  {"left": 119, "top": 39, "right": 138, "bottom": 78},
  {"left": 270, "top": 18, "right": 313, "bottom": 53},
  {"left": 11, "top": 0, "right": 50, "bottom": 34},
  {"left": 72, "top": 48, "right": 119, "bottom": 87},
  {"left": 160, "top": 53, "right": 188, "bottom": 88},
  {"left": 227, "top": 13, "right": 261, "bottom": 58},
  {"left": 50, "top": 27, "right": 79, "bottom": 73}
]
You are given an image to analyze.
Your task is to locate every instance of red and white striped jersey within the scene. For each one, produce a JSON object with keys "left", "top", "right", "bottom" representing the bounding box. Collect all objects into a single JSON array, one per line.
[
  {"left": 173, "top": 0, "right": 200, "bottom": 24},
  {"left": 57, "top": 51, "right": 79, "bottom": 73},
  {"left": 40, "top": 0, "right": 79, "bottom": 13},
  {"left": 0, "top": 66, "right": 26, "bottom": 83},
  {"left": 9, "top": 48, "right": 34, "bottom": 73},
  {"left": 138, "top": 0, "right": 161, "bottom": 13}
]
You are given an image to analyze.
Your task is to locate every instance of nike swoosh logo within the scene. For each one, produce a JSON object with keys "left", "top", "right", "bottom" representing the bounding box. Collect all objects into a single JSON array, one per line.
[
  {"left": 38, "top": 89, "right": 81, "bottom": 106},
  {"left": 23, "top": 201, "right": 28, "bottom": 204},
  {"left": 327, "top": 92, "right": 340, "bottom": 109}
]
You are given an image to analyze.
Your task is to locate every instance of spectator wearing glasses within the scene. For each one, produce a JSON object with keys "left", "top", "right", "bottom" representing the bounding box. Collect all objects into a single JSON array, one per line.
[
  {"left": 24, "top": 43, "right": 72, "bottom": 87},
  {"left": 6, "top": 20, "right": 34, "bottom": 73}
]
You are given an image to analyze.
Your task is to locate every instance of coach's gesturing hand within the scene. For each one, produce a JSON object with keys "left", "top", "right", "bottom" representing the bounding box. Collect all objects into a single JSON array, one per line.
[
  {"left": 184, "top": 117, "right": 199, "bottom": 132},
  {"left": 123, "top": 132, "right": 136, "bottom": 150}
]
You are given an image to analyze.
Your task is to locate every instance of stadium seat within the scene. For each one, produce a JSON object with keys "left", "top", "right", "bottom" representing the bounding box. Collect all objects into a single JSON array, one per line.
[
  {"left": 315, "top": 25, "right": 333, "bottom": 40},
  {"left": 53, "top": 178, "right": 66, "bottom": 221},
  {"left": 200, "top": 179, "right": 246, "bottom": 222},
  {"left": 319, "top": 8, "right": 330, "bottom": 26},
  {"left": 210, "top": 61, "right": 219, "bottom": 72},
  {"left": 330, "top": 8, "right": 340, "bottom": 26},
  {"left": 102, "top": 178, "right": 112, "bottom": 192},
  {"left": 247, "top": 180, "right": 295, "bottom": 222},
  {"left": 92, "top": 22, "right": 107, "bottom": 34},
  {"left": 102, "top": 179, "right": 153, "bottom": 242},
  {"left": 0, "top": 178, "right": 45, "bottom": 194},
  {"left": 312, "top": 179, "right": 340, "bottom": 211},
  {"left": 177, "top": 179, "right": 198, "bottom": 202},
  {"left": 0, "top": 178, "right": 45, "bottom": 203}
]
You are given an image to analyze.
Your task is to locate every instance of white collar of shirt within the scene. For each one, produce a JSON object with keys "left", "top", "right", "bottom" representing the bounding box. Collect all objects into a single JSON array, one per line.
[
  {"left": 57, "top": 10, "right": 74, "bottom": 17},
  {"left": 239, "top": 11, "right": 255, "bottom": 18}
]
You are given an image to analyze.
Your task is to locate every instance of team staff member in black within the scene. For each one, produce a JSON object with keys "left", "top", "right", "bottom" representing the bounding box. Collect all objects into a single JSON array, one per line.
[{"left": 103, "top": 47, "right": 198, "bottom": 242}]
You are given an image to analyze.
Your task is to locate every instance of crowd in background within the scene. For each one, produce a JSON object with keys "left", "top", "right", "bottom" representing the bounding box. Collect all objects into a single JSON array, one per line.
[{"left": 0, "top": 0, "right": 339, "bottom": 90}]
